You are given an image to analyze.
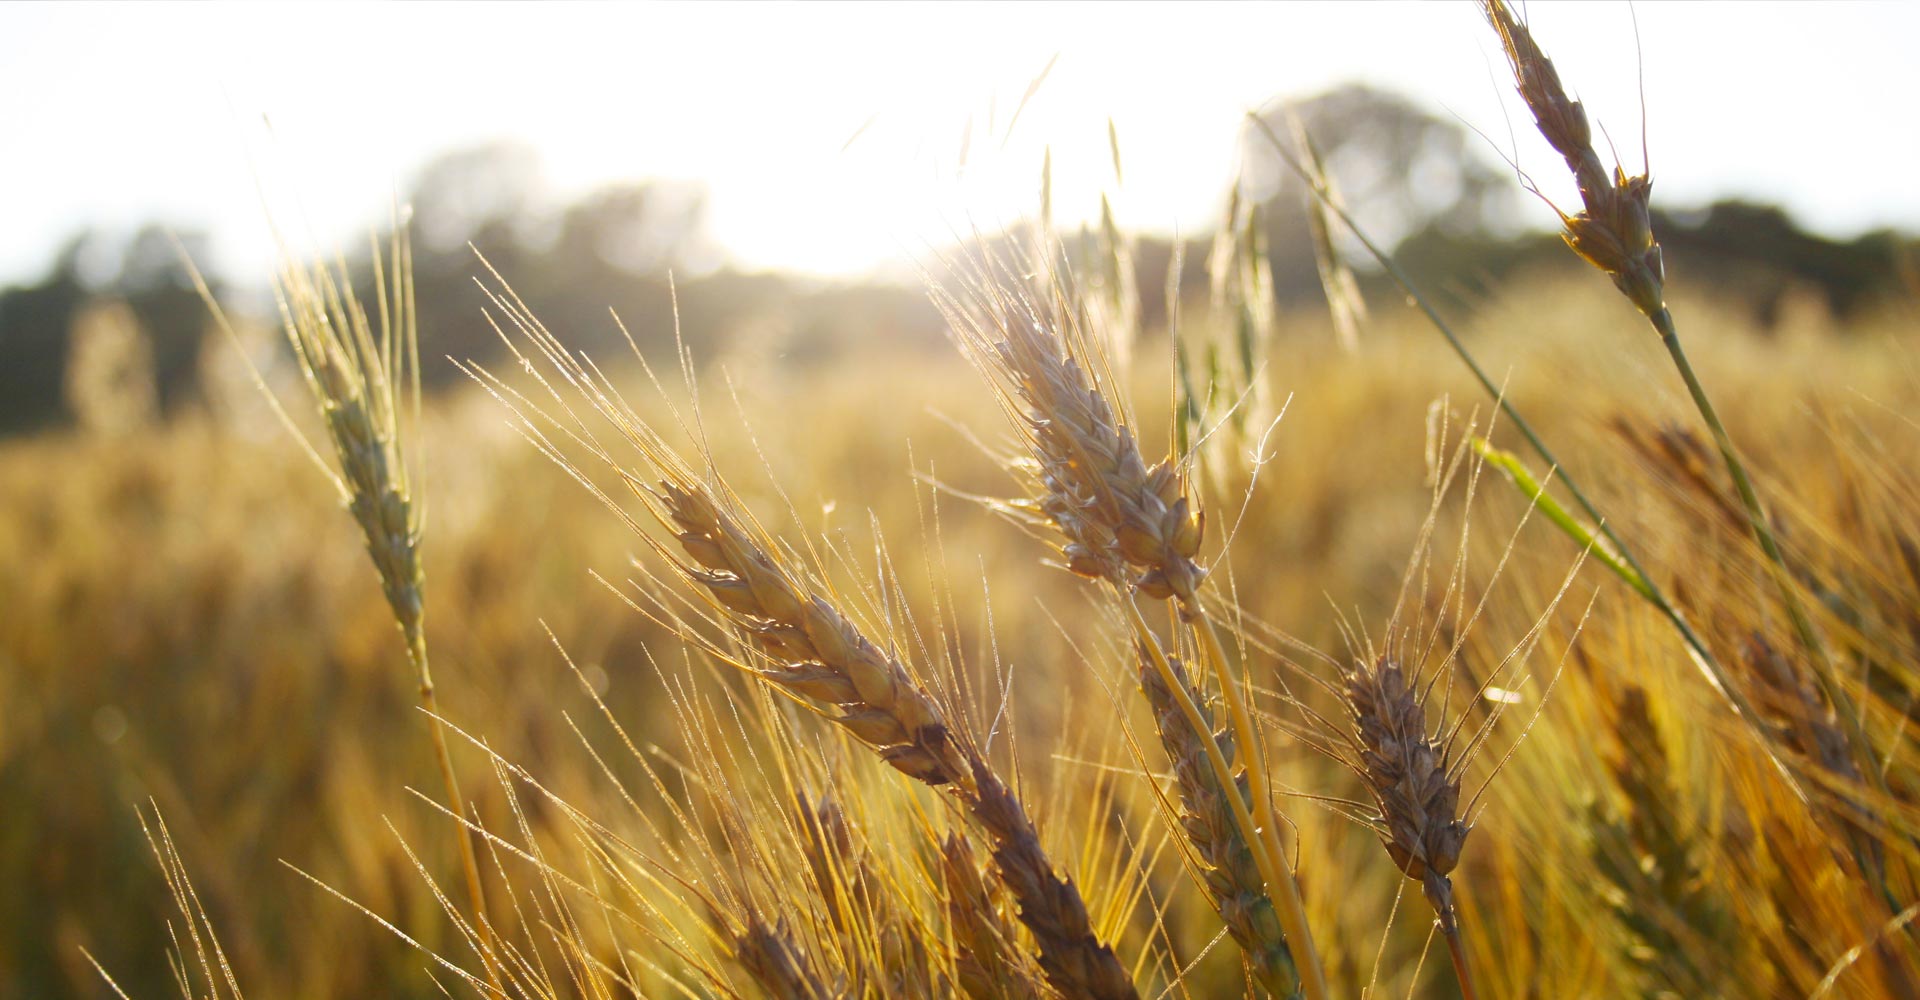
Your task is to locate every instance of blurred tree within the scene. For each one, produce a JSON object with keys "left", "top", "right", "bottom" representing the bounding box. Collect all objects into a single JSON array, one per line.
[
  {"left": 401, "top": 143, "right": 544, "bottom": 382},
  {"left": 1238, "top": 88, "right": 1911, "bottom": 329},
  {"left": 519, "top": 180, "right": 710, "bottom": 361},
  {"left": 119, "top": 224, "right": 217, "bottom": 416},
  {"left": 1240, "top": 84, "right": 1520, "bottom": 303},
  {"left": 553, "top": 181, "right": 708, "bottom": 276},
  {"left": 409, "top": 141, "right": 544, "bottom": 255},
  {"left": 0, "top": 233, "right": 91, "bottom": 433},
  {"left": 66, "top": 299, "right": 159, "bottom": 435},
  {"left": 393, "top": 144, "right": 730, "bottom": 381},
  {"left": 1653, "top": 201, "right": 1905, "bottom": 327}
]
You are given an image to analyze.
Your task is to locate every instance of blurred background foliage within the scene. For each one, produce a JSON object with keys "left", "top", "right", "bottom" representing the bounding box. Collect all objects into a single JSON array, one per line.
[{"left": 3, "top": 85, "right": 1912, "bottom": 437}]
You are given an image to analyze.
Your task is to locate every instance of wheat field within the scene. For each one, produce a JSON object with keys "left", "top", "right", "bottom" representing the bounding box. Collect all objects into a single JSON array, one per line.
[{"left": 8, "top": 5, "right": 1920, "bottom": 999}]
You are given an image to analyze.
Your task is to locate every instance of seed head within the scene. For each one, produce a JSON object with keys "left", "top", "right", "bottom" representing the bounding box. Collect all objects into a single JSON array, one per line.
[
  {"left": 993, "top": 304, "right": 1206, "bottom": 601},
  {"left": 1140, "top": 652, "right": 1301, "bottom": 997},
  {"left": 1345, "top": 656, "right": 1471, "bottom": 930},
  {"left": 1486, "top": 0, "right": 1666, "bottom": 317},
  {"left": 662, "top": 481, "right": 963, "bottom": 786}
]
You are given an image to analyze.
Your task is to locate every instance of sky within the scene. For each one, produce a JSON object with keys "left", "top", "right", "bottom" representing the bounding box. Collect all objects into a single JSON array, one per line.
[{"left": 4, "top": 1, "right": 1919, "bottom": 287}]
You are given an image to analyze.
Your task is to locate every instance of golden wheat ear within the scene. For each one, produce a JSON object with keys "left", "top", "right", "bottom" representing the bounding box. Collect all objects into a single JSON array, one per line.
[
  {"left": 1342, "top": 657, "right": 1471, "bottom": 929},
  {"left": 254, "top": 226, "right": 505, "bottom": 988},
  {"left": 942, "top": 832, "right": 1047, "bottom": 1000},
  {"left": 468, "top": 268, "right": 1143, "bottom": 1000},
  {"left": 938, "top": 248, "right": 1330, "bottom": 999},
  {"left": 1483, "top": 0, "right": 1664, "bottom": 317},
  {"left": 1138, "top": 651, "right": 1301, "bottom": 998}
]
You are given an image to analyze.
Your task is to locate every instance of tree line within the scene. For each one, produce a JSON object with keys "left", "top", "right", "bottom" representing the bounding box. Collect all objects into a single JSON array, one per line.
[{"left": 2, "top": 85, "right": 1911, "bottom": 436}]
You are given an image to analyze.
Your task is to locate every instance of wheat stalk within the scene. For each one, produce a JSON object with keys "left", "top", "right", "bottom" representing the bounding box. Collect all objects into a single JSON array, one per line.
[{"left": 257, "top": 228, "right": 502, "bottom": 990}]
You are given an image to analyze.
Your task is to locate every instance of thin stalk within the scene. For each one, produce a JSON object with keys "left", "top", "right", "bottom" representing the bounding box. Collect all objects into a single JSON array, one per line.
[
  {"left": 407, "top": 633, "right": 502, "bottom": 993},
  {"left": 1442, "top": 921, "right": 1479, "bottom": 1000},
  {"left": 1472, "top": 436, "right": 1656, "bottom": 603},
  {"left": 1650, "top": 308, "right": 1825, "bottom": 660},
  {"left": 1651, "top": 308, "right": 1887, "bottom": 798},
  {"left": 1185, "top": 604, "right": 1327, "bottom": 1000},
  {"left": 1118, "top": 598, "right": 1328, "bottom": 1000}
]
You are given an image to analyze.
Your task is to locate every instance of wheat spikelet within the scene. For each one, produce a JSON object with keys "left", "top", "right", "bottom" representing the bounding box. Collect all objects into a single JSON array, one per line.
[
  {"left": 1484, "top": 0, "right": 1664, "bottom": 318},
  {"left": 1139, "top": 652, "right": 1300, "bottom": 998},
  {"left": 942, "top": 833, "right": 1046, "bottom": 1000},
  {"left": 735, "top": 914, "right": 837, "bottom": 1000},
  {"left": 1343, "top": 655, "right": 1470, "bottom": 935}
]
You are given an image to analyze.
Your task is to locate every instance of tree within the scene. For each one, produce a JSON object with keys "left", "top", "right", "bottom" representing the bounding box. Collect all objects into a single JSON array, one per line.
[
  {"left": 1238, "top": 84, "right": 1519, "bottom": 301},
  {"left": 119, "top": 224, "right": 217, "bottom": 415},
  {"left": 0, "top": 233, "right": 92, "bottom": 432}
]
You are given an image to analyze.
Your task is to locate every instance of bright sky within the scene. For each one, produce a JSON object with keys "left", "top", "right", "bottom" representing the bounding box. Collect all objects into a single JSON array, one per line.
[{"left": 4, "top": 1, "right": 1918, "bottom": 287}]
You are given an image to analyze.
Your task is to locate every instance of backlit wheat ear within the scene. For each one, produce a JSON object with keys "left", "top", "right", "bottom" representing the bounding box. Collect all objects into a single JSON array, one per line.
[
  {"left": 663, "top": 477, "right": 1133, "bottom": 998},
  {"left": 1003, "top": 314, "right": 1205, "bottom": 602},
  {"left": 1139, "top": 652, "right": 1300, "bottom": 998},
  {"left": 273, "top": 240, "right": 425, "bottom": 656},
  {"left": 1343, "top": 656, "right": 1471, "bottom": 934},
  {"left": 942, "top": 833, "right": 1046, "bottom": 1000},
  {"left": 735, "top": 914, "right": 836, "bottom": 1000},
  {"left": 941, "top": 272, "right": 1204, "bottom": 602},
  {"left": 1589, "top": 685, "right": 1732, "bottom": 996},
  {"left": 1485, "top": 0, "right": 1867, "bottom": 804},
  {"left": 1484, "top": 0, "right": 1665, "bottom": 318},
  {"left": 469, "top": 275, "right": 1141, "bottom": 1000},
  {"left": 269, "top": 230, "right": 501, "bottom": 988},
  {"left": 666, "top": 484, "right": 1137, "bottom": 1000},
  {"left": 662, "top": 480, "right": 965, "bottom": 786},
  {"left": 796, "top": 795, "right": 940, "bottom": 996},
  {"left": 942, "top": 254, "right": 1329, "bottom": 1000}
]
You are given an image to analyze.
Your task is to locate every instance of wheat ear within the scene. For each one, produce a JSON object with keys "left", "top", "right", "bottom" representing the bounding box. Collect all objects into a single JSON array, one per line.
[
  {"left": 268, "top": 232, "right": 500, "bottom": 989},
  {"left": 1483, "top": 0, "right": 1879, "bottom": 837},
  {"left": 735, "top": 914, "right": 837, "bottom": 1000},
  {"left": 796, "top": 794, "right": 939, "bottom": 995},
  {"left": 659, "top": 480, "right": 1137, "bottom": 1000},
  {"left": 1139, "top": 651, "right": 1300, "bottom": 998},
  {"left": 1342, "top": 655, "right": 1475, "bottom": 998},
  {"left": 942, "top": 833, "right": 1046, "bottom": 1000},
  {"left": 943, "top": 275, "right": 1328, "bottom": 999},
  {"left": 462, "top": 284, "right": 1137, "bottom": 998}
]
